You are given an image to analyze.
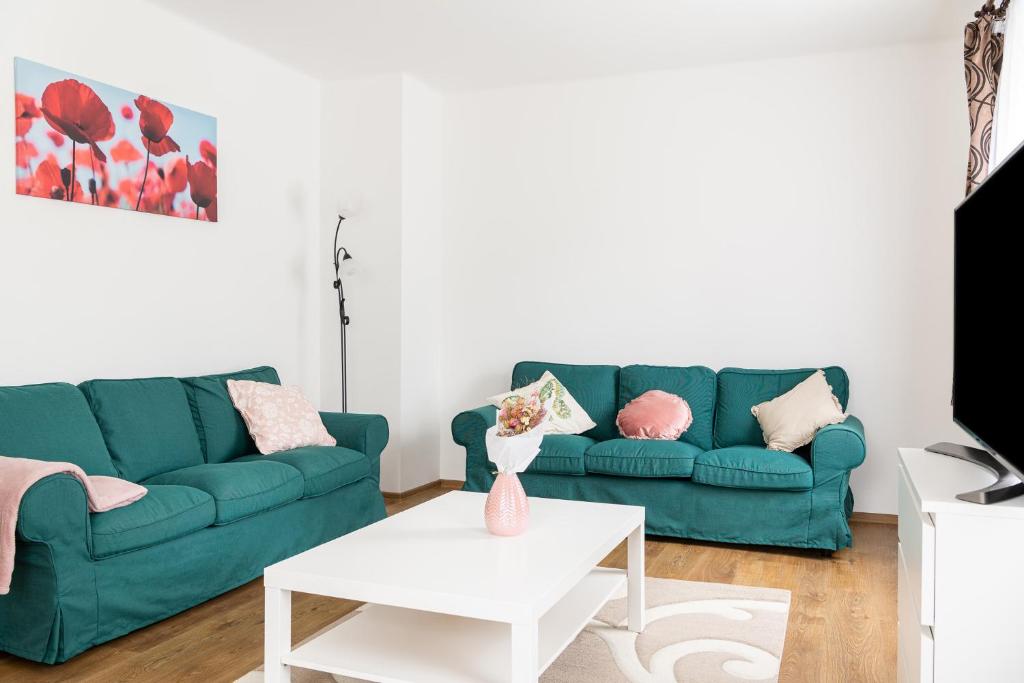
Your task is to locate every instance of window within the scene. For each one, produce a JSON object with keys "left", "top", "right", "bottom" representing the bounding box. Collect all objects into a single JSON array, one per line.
[{"left": 994, "top": 5, "right": 1024, "bottom": 165}]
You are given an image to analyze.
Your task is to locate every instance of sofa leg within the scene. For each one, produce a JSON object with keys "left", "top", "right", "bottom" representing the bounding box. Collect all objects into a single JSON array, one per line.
[{"left": 818, "top": 549, "right": 834, "bottom": 558}]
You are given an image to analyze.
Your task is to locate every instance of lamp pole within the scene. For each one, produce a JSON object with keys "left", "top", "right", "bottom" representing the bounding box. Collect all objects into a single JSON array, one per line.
[{"left": 332, "top": 215, "right": 353, "bottom": 412}]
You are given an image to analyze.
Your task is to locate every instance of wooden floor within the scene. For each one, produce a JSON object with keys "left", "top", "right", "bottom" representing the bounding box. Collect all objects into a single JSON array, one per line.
[{"left": 0, "top": 485, "right": 898, "bottom": 683}]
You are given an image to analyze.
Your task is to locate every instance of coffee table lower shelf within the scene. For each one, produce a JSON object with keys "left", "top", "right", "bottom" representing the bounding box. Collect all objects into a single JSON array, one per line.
[{"left": 282, "top": 567, "right": 627, "bottom": 683}]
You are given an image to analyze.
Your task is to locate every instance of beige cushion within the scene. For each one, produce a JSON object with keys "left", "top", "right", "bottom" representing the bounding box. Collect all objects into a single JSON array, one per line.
[
  {"left": 488, "top": 371, "right": 597, "bottom": 435},
  {"left": 226, "top": 380, "right": 336, "bottom": 455},
  {"left": 751, "top": 370, "right": 846, "bottom": 452}
]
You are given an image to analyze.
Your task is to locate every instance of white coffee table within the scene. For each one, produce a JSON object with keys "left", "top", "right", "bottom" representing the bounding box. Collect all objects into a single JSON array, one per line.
[{"left": 264, "top": 490, "right": 645, "bottom": 683}]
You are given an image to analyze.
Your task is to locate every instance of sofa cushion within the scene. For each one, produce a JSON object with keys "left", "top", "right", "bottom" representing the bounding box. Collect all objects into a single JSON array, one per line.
[
  {"left": 0, "top": 383, "right": 118, "bottom": 476},
  {"left": 618, "top": 365, "right": 716, "bottom": 450},
  {"left": 714, "top": 367, "right": 849, "bottom": 449},
  {"left": 79, "top": 377, "right": 205, "bottom": 482},
  {"left": 511, "top": 362, "right": 620, "bottom": 441},
  {"left": 752, "top": 370, "right": 846, "bottom": 452},
  {"left": 143, "top": 461, "right": 303, "bottom": 524},
  {"left": 226, "top": 380, "right": 336, "bottom": 454},
  {"left": 691, "top": 446, "right": 813, "bottom": 491},
  {"left": 181, "top": 366, "right": 281, "bottom": 464},
  {"left": 89, "top": 484, "right": 215, "bottom": 559},
  {"left": 488, "top": 371, "right": 597, "bottom": 436},
  {"left": 233, "top": 446, "right": 370, "bottom": 498},
  {"left": 585, "top": 438, "right": 702, "bottom": 478},
  {"left": 521, "top": 434, "right": 594, "bottom": 475}
]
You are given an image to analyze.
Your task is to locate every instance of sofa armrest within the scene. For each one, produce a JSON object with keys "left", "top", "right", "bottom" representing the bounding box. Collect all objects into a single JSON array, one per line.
[
  {"left": 452, "top": 405, "right": 496, "bottom": 446},
  {"left": 16, "top": 474, "right": 92, "bottom": 551},
  {"left": 452, "top": 405, "right": 497, "bottom": 474},
  {"left": 3, "top": 474, "right": 95, "bottom": 662},
  {"left": 810, "top": 415, "right": 866, "bottom": 485},
  {"left": 319, "top": 412, "right": 389, "bottom": 483}
]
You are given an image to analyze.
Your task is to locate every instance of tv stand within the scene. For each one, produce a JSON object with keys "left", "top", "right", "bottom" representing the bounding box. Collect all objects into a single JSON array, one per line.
[
  {"left": 898, "top": 448, "right": 1024, "bottom": 681},
  {"left": 925, "top": 442, "right": 1024, "bottom": 504}
]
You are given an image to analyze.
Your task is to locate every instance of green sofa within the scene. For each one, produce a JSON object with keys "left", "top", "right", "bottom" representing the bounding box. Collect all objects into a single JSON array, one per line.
[
  {"left": 453, "top": 362, "right": 865, "bottom": 552},
  {"left": 0, "top": 366, "right": 388, "bottom": 664}
]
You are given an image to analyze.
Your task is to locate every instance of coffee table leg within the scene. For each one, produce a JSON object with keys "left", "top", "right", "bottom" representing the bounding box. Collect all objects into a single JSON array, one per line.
[
  {"left": 510, "top": 621, "right": 539, "bottom": 683},
  {"left": 627, "top": 522, "right": 646, "bottom": 633},
  {"left": 265, "top": 586, "right": 292, "bottom": 683}
]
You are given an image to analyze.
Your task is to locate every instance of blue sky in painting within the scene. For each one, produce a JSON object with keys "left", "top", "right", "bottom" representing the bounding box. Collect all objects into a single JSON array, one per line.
[{"left": 14, "top": 57, "right": 216, "bottom": 215}]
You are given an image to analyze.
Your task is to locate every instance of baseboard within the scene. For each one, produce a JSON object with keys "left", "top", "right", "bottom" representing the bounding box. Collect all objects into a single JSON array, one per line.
[
  {"left": 849, "top": 511, "right": 897, "bottom": 525},
  {"left": 382, "top": 479, "right": 465, "bottom": 500}
]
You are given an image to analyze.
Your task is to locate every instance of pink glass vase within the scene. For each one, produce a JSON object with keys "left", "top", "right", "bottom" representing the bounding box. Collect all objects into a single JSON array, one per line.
[{"left": 484, "top": 472, "right": 530, "bottom": 536}]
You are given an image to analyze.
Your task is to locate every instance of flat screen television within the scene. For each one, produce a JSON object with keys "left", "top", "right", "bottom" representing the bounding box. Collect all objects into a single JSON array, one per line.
[{"left": 943, "top": 140, "right": 1024, "bottom": 502}]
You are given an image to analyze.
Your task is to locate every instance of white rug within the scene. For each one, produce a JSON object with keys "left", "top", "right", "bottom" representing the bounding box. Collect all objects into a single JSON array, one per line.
[{"left": 238, "top": 577, "right": 791, "bottom": 682}]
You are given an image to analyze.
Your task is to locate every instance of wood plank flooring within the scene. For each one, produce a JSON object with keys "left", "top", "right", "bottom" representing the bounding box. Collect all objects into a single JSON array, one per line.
[{"left": 0, "top": 485, "right": 897, "bottom": 682}]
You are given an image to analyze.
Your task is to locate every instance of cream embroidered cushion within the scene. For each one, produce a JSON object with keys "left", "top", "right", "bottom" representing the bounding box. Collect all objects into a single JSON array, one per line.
[
  {"left": 750, "top": 370, "right": 846, "bottom": 452},
  {"left": 488, "top": 371, "right": 597, "bottom": 435},
  {"left": 226, "top": 380, "right": 336, "bottom": 455}
]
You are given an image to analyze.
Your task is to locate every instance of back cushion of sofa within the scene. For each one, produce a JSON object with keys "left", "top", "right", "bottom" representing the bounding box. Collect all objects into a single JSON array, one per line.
[
  {"left": 79, "top": 377, "right": 205, "bottom": 482},
  {"left": 180, "top": 366, "right": 281, "bottom": 463},
  {"left": 511, "top": 361, "right": 620, "bottom": 441},
  {"left": 714, "top": 367, "right": 849, "bottom": 449},
  {"left": 0, "top": 382, "right": 119, "bottom": 476},
  {"left": 618, "top": 365, "right": 716, "bottom": 451}
]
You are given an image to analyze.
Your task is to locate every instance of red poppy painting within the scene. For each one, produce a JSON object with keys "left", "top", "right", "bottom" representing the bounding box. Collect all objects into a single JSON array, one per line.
[{"left": 14, "top": 58, "right": 218, "bottom": 222}]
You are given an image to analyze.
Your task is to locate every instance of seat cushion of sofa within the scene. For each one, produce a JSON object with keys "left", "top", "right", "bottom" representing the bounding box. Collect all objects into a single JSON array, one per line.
[
  {"left": 90, "top": 484, "right": 215, "bottom": 559},
  {"left": 233, "top": 446, "right": 370, "bottom": 498},
  {"left": 585, "top": 438, "right": 702, "bottom": 478},
  {"left": 143, "top": 461, "right": 303, "bottom": 524},
  {"left": 522, "top": 434, "right": 595, "bottom": 475},
  {"left": 691, "top": 446, "right": 813, "bottom": 491}
]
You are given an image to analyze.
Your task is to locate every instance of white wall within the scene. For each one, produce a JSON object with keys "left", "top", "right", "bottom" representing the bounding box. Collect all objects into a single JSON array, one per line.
[
  {"left": 0, "top": 1, "right": 322, "bottom": 396},
  {"left": 320, "top": 75, "right": 404, "bottom": 490},
  {"left": 439, "top": 41, "right": 969, "bottom": 513},
  {"left": 320, "top": 75, "right": 443, "bottom": 493},
  {"left": 399, "top": 77, "right": 445, "bottom": 489}
]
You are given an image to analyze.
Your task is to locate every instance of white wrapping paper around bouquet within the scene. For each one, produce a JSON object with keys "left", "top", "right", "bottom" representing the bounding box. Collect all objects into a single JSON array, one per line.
[{"left": 485, "top": 424, "right": 545, "bottom": 474}]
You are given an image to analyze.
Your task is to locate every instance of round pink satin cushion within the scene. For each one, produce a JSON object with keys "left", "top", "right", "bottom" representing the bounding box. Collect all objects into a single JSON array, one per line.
[{"left": 616, "top": 390, "right": 693, "bottom": 440}]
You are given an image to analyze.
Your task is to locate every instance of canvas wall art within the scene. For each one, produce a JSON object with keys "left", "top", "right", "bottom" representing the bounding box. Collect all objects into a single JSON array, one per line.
[{"left": 13, "top": 58, "right": 217, "bottom": 221}]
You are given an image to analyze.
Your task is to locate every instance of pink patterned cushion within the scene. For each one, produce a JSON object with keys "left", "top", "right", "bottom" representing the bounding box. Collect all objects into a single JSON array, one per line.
[
  {"left": 616, "top": 390, "right": 694, "bottom": 440},
  {"left": 226, "top": 380, "right": 336, "bottom": 455}
]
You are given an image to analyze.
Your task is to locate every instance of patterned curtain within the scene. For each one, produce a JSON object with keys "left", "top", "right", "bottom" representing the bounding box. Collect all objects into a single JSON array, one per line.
[{"left": 965, "top": 1, "right": 1010, "bottom": 195}]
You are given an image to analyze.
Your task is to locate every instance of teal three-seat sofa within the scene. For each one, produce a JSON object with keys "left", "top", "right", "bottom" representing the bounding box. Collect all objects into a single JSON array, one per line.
[
  {"left": 0, "top": 366, "right": 387, "bottom": 664},
  {"left": 454, "top": 362, "right": 865, "bottom": 552}
]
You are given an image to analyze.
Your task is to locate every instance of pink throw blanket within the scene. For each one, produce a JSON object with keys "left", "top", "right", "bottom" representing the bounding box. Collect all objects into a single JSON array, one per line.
[{"left": 0, "top": 455, "right": 147, "bottom": 595}]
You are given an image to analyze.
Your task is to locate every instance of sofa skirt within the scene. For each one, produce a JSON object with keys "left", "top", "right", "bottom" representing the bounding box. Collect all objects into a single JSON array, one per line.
[
  {"left": 464, "top": 468, "right": 854, "bottom": 552},
  {"left": 0, "top": 476, "right": 386, "bottom": 664}
]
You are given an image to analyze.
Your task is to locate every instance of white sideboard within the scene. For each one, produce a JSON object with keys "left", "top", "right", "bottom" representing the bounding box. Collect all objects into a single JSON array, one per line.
[{"left": 897, "top": 447, "right": 1024, "bottom": 682}]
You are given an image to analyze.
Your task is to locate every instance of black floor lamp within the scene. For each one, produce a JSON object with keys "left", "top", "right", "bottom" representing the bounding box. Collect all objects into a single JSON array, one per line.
[{"left": 332, "top": 215, "right": 353, "bottom": 412}]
